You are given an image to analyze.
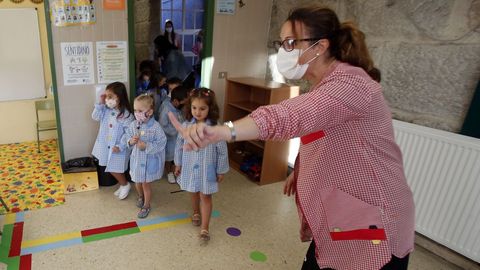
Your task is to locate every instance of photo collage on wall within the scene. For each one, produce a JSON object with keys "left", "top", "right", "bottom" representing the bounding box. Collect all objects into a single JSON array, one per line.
[{"left": 50, "top": 0, "right": 96, "bottom": 27}]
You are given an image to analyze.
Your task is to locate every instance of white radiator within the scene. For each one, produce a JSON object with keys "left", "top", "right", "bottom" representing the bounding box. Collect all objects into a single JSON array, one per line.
[{"left": 393, "top": 120, "right": 480, "bottom": 262}]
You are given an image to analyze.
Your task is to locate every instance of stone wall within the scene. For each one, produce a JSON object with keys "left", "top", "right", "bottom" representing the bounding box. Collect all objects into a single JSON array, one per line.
[
  {"left": 268, "top": 0, "right": 480, "bottom": 132},
  {"left": 134, "top": 0, "right": 160, "bottom": 70}
]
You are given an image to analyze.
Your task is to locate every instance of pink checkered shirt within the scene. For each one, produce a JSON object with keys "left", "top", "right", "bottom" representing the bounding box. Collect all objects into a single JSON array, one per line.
[{"left": 250, "top": 62, "right": 415, "bottom": 270}]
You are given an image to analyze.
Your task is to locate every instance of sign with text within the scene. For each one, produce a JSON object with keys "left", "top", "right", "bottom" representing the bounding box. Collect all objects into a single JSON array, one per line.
[
  {"left": 61, "top": 42, "right": 94, "bottom": 86},
  {"left": 216, "top": 0, "right": 235, "bottom": 15},
  {"left": 103, "top": 0, "right": 125, "bottom": 10},
  {"left": 96, "top": 41, "right": 128, "bottom": 84}
]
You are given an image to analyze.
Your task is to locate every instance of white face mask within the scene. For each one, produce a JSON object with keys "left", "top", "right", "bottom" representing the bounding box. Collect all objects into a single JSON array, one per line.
[
  {"left": 276, "top": 41, "right": 320, "bottom": 80},
  {"left": 165, "top": 27, "right": 173, "bottom": 33},
  {"left": 105, "top": 98, "right": 118, "bottom": 109}
]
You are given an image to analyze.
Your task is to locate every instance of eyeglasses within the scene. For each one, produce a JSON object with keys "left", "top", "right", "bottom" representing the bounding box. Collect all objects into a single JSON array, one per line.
[{"left": 272, "top": 38, "right": 323, "bottom": 52}]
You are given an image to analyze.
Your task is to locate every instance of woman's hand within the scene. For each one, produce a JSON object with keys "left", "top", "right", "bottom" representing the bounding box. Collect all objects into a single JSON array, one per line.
[
  {"left": 217, "top": 174, "right": 224, "bottom": 183},
  {"left": 168, "top": 112, "right": 227, "bottom": 151},
  {"left": 283, "top": 172, "right": 296, "bottom": 196},
  {"left": 111, "top": 146, "right": 120, "bottom": 153}
]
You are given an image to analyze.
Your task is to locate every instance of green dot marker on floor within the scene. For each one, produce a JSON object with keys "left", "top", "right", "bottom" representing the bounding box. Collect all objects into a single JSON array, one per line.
[{"left": 250, "top": 251, "right": 267, "bottom": 262}]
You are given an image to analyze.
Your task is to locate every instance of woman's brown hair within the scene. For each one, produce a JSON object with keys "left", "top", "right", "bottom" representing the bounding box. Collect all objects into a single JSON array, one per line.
[
  {"left": 287, "top": 6, "right": 381, "bottom": 82},
  {"left": 184, "top": 88, "right": 220, "bottom": 125}
]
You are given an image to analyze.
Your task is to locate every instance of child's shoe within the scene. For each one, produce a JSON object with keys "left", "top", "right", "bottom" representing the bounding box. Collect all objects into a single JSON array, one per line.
[
  {"left": 191, "top": 213, "right": 201, "bottom": 226},
  {"left": 113, "top": 185, "right": 122, "bottom": 197},
  {"left": 117, "top": 183, "right": 131, "bottom": 200},
  {"left": 199, "top": 229, "right": 210, "bottom": 245},
  {"left": 167, "top": 173, "right": 176, "bottom": 184},
  {"left": 137, "top": 207, "right": 150, "bottom": 219}
]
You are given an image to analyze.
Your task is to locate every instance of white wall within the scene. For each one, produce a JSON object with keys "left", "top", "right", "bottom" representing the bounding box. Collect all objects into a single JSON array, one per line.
[
  {"left": 0, "top": 1, "right": 54, "bottom": 144},
  {"left": 209, "top": 0, "right": 273, "bottom": 118},
  {"left": 50, "top": 0, "right": 129, "bottom": 160}
]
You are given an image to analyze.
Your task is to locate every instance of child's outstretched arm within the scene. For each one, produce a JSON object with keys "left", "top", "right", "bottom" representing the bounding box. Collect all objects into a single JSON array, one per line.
[{"left": 144, "top": 125, "right": 167, "bottom": 155}]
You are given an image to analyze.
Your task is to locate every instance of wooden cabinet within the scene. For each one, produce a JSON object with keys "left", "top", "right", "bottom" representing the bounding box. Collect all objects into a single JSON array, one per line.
[{"left": 223, "top": 77, "right": 299, "bottom": 185}]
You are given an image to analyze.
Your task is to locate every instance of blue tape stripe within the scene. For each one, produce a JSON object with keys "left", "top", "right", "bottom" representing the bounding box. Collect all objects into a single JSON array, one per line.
[
  {"left": 20, "top": 238, "right": 83, "bottom": 255},
  {"left": 15, "top": 212, "right": 25, "bottom": 223},
  {"left": 136, "top": 212, "right": 189, "bottom": 227}
]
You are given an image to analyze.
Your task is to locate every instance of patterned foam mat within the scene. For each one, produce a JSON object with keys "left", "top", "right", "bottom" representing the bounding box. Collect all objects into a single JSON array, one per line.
[{"left": 0, "top": 139, "right": 64, "bottom": 214}]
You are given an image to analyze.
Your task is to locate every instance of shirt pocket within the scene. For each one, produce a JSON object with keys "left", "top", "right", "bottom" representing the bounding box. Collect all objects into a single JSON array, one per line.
[
  {"left": 146, "top": 155, "right": 159, "bottom": 175},
  {"left": 206, "top": 165, "right": 217, "bottom": 183},
  {"left": 319, "top": 187, "right": 387, "bottom": 243}
]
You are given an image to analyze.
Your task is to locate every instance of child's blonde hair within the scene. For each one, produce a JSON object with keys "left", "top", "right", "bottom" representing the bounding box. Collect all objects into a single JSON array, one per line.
[{"left": 134, "top": 93, "right": 155, "bottom": 110}]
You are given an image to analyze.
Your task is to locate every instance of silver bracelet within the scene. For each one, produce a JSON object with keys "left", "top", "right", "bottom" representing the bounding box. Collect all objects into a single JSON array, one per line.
[{"left": 224, "top": 121, "right": 236, "bottom": 142}]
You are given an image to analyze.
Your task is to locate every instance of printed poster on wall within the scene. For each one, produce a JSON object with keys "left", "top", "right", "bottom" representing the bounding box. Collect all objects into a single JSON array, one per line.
[
  {"left": 51, "top": 0, "right": 96, "bottom": 27},
  {"left": 96, "top": 41, "right": 128, "bottom": 84},
  {"left": 216, "top": 0, "right": 235, "bottom": 15},
  {"left": 103, "top": 0, "right": 125, "bottom": 10},
  {"left": 61, "top": 42, "right": 95, "bottom": 86}
]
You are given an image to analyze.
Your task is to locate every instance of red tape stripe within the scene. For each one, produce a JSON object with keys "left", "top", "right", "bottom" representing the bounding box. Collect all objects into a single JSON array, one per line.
[
  {"left": 9, "top": 222, "right": 24, "bottom": 257},
  {"left": 81, "top": 221, "right": 138, "bottom": 237},
  {"left": 330, "top": 229, "right": 387, "bottom": 241},
  {"left": 301, "top": 130, "right": 325, "bottom": 144},
  {"left": 20, "top": 254, "right": 32, "bottom": 270}
]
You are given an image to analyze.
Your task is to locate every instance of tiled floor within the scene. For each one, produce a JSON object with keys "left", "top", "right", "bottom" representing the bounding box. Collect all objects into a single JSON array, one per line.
[{"left": 1, "top": 169, "right": 469, "bottom": 269}]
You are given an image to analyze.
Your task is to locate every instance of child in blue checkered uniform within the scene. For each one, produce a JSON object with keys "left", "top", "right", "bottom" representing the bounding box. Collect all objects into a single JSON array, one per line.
[
  {"left": 124, "top": 94, "right": 167, "bottom": 218},
  {"left": 92, "top": 82, "right": 134, "bottom": 200},
  {"left": 159, "top": 85, "right": 189, "bottom": 184},
  {"left": 174, "top": 88, "right": 229, "bottom": 242}
]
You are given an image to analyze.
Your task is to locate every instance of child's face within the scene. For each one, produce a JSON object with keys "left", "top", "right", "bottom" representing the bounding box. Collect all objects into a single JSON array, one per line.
[
  {"left": 142, "top": 75, "right": 150, "bottom": 82},
  {"left": 105, "top": 89, "right": 119, "bottom": 109},
  {"left": 158, "top": 78, "right": 166, "bottom": 86},
  {"left": 134, "top": 100, "right": 153, "bottom": 121},
  {"left": 191, "top": 98, "right": 209, "bottom": 122}
]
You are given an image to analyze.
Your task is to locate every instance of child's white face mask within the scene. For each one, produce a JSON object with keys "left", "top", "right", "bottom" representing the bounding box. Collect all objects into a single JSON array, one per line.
[
  {"left": 105, "top": 98, "right": 117, "bottom": 109},
  {"left": 276, "top": 40, "right": 320, "bottom": 80}
]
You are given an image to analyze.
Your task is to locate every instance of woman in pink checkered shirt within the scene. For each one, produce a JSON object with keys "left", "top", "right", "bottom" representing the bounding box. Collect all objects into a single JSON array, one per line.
[{"left": 169, "top": 5, "right": 415, "bottom": 270}]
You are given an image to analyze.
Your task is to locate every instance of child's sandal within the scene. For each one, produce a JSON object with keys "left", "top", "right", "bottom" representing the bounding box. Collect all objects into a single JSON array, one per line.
[
  {"left": 199, "top": 229, "right": 210, "bottom": 241},
  {"left": 191, "top": 213, "right": 201, "bottom": 226},
  {"left": 137, "top": 207, "right": 150, "bottom": 219}
]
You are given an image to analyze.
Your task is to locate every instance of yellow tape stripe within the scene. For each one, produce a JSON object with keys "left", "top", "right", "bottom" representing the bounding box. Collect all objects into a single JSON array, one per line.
[
  {"left": 139, "top": 218, "right": 190, "bottom": 232},
  {"left": 22, "top": 231, "right": 82, "bottom": 248},
  {"left": 4, "top": 213, "right": 16, "bottom": 225}
]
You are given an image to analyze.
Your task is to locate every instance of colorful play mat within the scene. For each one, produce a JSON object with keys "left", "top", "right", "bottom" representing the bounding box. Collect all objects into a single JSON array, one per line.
[{"left": 0, "top": 139, "right": 64, "bottom": 215}]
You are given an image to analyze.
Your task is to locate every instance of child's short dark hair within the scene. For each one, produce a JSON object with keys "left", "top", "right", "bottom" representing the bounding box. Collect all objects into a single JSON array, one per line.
[
  {"left": 166, "top": 77, "right": 182, "bottom": 86},
  {"left": 185, "top": 88, "right": 220, "bottom": 125},
  {"left": 139, "top": 60, "right": 157, "bottom": 74},
  {"left": 171, "top": 85, "right": 189, "bottom": 102},
  {"left": 157, "top": 72, "right": 166, "bottom": 83}
]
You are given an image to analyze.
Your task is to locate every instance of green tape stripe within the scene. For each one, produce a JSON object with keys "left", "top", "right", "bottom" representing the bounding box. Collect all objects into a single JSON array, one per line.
[
  {"left": 6, "top": 257, "right": 20, "bottom": 270},
  {"left": 82, "top": 227, "right": 140, "bottom": 243},
  {"left": 0, "top": 224, "right": 14, "bottom": 261}
]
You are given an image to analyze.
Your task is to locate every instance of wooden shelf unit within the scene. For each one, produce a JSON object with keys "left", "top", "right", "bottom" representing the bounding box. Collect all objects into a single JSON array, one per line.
[{"left": 223, "top": 77, "right": 299, "bottom": 185}]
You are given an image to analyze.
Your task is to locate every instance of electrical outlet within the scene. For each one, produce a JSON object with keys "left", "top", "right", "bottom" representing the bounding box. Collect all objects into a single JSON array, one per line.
[{"left": 218, "top": 71, "right": 228, "bottom": 79}]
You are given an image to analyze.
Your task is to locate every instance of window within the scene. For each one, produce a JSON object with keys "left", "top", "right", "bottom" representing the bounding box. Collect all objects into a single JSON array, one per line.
[{"left": 161, "top": 0, "right": 204, "bottom": 67}]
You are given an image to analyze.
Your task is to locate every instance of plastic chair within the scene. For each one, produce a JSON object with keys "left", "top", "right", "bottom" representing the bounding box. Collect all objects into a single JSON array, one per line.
[{"left": 35, "top": 99, "right": 57, "bottom": 153}]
